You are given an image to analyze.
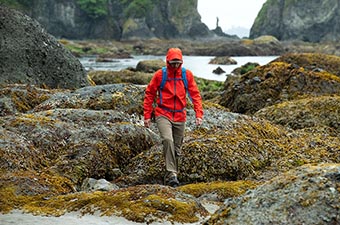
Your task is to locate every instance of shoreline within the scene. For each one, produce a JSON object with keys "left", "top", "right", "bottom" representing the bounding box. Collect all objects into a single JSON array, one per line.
[{"left": 0, "top": 210, "right": 193, "bottom": 225}]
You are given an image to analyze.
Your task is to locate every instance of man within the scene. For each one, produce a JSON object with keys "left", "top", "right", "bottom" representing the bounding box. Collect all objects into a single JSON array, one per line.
[{"left": 143, "top": 48, "right": 203, "bottom": 187}]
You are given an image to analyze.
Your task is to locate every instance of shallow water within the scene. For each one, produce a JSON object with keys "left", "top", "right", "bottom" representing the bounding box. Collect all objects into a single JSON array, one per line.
[
  {"left": 0, "top": 210, "right": 201, "bottom": 225},
  {"left": 79, "top": 55, "right": 277, "bottom": 82}
]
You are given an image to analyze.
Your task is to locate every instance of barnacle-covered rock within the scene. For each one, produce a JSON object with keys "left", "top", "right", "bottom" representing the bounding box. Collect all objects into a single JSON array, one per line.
[{"left": 205, "top": 163, "right": 340, "bottom": 225}]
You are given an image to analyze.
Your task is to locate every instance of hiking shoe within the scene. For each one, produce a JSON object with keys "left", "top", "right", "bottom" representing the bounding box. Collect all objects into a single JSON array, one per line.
[{"left": 166, "top": 172, "right": 179, "bottom": 187}]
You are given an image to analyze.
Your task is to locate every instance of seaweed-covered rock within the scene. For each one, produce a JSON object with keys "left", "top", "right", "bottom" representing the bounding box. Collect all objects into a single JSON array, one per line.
[
  {"left": 219, "top": 56, "right": 340, "bottom": 114},
  {"left": 205, "top": 163, "right": 340, "bottom": 225},
  {"left": 1, "top": 80, "right": 340, "bottom": 224},
  {"left": 1, "top": 109, "right": 159, "bottom": 185},
  {"left": 88, "top": 70, "right": 153, "bottom": 85},
  {"left": 255, "top": 95, "right": 340, "bottom": 136},
  {"left": 0, "top": 6, "right": 89, "bottom": 89},
  {"left": 33, "top": 84, "right": 145, "bottom": 115},
  {"left": 273, "top": 53, "right": 340, "bottom": 77},
  {"left": 0, "top": 84, "right": 66, "bottom": 116},
  {"left": 135, "top": 59, "right": 165, "bottom": 73}
]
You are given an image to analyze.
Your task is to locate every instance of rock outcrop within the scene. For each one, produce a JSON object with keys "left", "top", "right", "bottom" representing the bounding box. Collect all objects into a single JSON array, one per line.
[
  {"left": 250, "top": 0, "right": 340, "bottom": 42},
  {"left": 219, "top": 53, "right": 340, "bottom": 114},
  {"left": 2, "top": 0, "right": 213, "bottom": 40},
  {"left": 206, "top": 164, "right": 340, "bottom": 225},
  {"left": 0, "top": 6, "right": 89, "bottom": 89}
]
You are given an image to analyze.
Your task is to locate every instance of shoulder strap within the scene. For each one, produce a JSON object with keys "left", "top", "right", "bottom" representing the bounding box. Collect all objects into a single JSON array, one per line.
[
  {"left": 181, "top": 67, "right": 188, "bottom": 90},
  {"left": 160, "top": 67, "right": 167, "bottom": 90},
  {"left": 182, "top": 67, "right": 192, "bottom": 102}
]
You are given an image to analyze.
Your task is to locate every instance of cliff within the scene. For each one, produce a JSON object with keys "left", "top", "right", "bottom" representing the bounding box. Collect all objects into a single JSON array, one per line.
[
  {"left": 250, "top": 0, "right": 340, "bottom": 42},
  {"left": 0, "top": 0, "right": 213, "bottom": 40}
]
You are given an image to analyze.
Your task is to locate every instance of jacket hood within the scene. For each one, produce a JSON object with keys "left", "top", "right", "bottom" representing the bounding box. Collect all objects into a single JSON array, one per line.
[
  {"left": 166, "top": 48, "right": 183, "bottom": 62},
  {"left": 166, "top": 48, "right": 183, "bottom": 75}
]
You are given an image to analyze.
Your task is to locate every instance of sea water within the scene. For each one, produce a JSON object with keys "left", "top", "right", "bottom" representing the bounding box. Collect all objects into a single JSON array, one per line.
[{"left": 79, "top": 55, "right": 278, "bottom": 82}]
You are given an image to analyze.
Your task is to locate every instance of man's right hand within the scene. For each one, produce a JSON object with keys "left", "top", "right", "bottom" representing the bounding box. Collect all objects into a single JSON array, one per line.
[{"left": 144, "top": 119, "right": 151, "bottom": 128}]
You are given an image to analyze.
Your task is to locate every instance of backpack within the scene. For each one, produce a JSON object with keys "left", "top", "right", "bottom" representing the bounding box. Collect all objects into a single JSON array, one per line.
[{"left": 158, "top": 67, "right": 192, "bottom": 111}]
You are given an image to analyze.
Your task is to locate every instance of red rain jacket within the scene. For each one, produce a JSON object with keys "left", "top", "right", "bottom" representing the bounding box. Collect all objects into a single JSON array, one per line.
[{"left": 143, "top": 48, "right": 203, "bottom": 122}]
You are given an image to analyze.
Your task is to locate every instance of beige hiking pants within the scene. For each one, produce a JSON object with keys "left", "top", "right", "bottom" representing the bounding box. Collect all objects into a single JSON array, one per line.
[{"left": 156, "top": 116, "right": 185, "bottom": 175}]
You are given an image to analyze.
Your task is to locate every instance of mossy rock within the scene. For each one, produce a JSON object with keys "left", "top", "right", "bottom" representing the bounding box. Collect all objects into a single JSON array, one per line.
[
  {"left": 206, "top": 163, "right": 340, "bottom": 225},
  {"left": 273, "top": 53, "right": 340, "bottom": 77},
  {"left": 1, "top": 184, "right": 208, "bottom": 224},
  {"left": 135, "top": 59, "right": 165, "bottom": 73},
  {"left": 1, "top": 109, "right": 159, "bottom": 185},
  {"left": 220, "top": 58, "right": 340, "bottom": 114},
  {"left": 0, "top": 84, "right": 64, "bottom": 116},
  {"left": 255, "top": 95, "right": 340, "bottom": 136}
]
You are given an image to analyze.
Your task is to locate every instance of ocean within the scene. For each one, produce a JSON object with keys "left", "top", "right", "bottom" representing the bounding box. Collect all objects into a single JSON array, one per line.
[{"left": 79, "top": 55, "right": 278, "bottom": 82}]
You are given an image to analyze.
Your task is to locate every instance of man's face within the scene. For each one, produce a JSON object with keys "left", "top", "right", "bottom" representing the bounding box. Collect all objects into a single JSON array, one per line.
[{"left": 168, "top": 59, "right": 182, "bottom": 68}]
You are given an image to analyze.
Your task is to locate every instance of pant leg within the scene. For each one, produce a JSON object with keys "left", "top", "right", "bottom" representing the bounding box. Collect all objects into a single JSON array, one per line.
[
  {"left": 172, "top": 121, "right": 185, "bottom": 158},
  {"left": 156, "top": 116, "right": 177, "bottom": 173}
]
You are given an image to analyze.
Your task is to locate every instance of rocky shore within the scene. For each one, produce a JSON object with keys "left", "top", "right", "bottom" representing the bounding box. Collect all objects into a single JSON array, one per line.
[{"left": 1, "top": 5, "right": 340, "bottom": 225}]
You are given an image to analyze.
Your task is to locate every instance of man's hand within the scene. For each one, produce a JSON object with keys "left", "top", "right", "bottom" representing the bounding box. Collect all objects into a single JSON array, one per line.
[
  {"left": 144, "top": 119, "right": 151, "bottom": 128},
  {"left": 195, "top": 118, "right": 203, "bottom": 126}
]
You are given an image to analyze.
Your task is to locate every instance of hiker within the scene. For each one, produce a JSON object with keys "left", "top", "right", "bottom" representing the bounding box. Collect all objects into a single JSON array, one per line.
[{"left": 143, "top": 48, "right": 203, "bottom": 187}]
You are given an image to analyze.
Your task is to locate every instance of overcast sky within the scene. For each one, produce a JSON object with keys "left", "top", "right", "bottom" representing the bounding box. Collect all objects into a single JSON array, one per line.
[{"left": 197, "top": 0, "right": 266, "bottom": 36}]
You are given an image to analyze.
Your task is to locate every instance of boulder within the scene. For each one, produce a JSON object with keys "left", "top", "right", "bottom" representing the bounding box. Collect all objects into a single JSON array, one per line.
[
  {"left": 212, "top": 67, "right": 225, "bottom": 75},
  {"left": 209, "top": 56, "right": 237, "bottom": 65},
  {"left": 0, "top": 6, "right": 89, "bottom": 89},
  {"left": 219, "top": 53, "right": 340, "bottom": 114},
  {"left": 206, "top": 164, "right": 340, "bottom": 224}
]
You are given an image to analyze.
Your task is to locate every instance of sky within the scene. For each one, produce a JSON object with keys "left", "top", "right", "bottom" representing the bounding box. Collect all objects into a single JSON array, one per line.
[{"left": 197, "top": 0, "right": 267, "bottom": 37}]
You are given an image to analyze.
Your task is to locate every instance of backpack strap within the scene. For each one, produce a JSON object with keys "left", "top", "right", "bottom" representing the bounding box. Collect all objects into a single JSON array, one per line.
[
  {"left": 181, "top": 67, "right": 192, "bottom": 102},
  {"left": 160, "top": 67, "right": 167, "bottom": 90},
  {"left": 159, "top": 67, "right": 167, "bottom": 105}
]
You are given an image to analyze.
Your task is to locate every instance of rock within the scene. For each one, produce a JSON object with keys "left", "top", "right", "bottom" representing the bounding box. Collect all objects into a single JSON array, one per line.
[
  {"left": 135, "top": 59, "right": 165, "bottom": 73},
  {"left": 212, "top": 67, "right": 225, "bottom": 75},
  {"left": 255, "top": 95, "right": 340, "bottom": 136},
  {"left": 250, "top": 0, "right": 340, "bottom": 42},
  {"left": 206, "top": 163, "right": 340, "bottom": 225},
  {"left": 81, "top": 178, "right": 119, "bottom": 192},
  {"left": 0, "top": 84, "right": 64, "bottom": 116},
  {"left": 253, "top": 35, "right": 280, "bottom": 45},
  {"left": 0, "top": 6, "right": 89, "bottom": 89},
  {"left": 219, "top": 53, "right": 340, "bottom": 114},
  {"left": 273, "top": 53, "right": 340, "bottom": 77},
  {"left": 209, "top": 56, "right": 237, "bottom": 65},
  {"left": 1, "top": 0, "right": 213, "bottom": 40},
  {"left": 88, "top": 70, "right": 153, "bottom": 85},
  {"left": 231, "top": 62, "right": 260, "bottom": 75}
]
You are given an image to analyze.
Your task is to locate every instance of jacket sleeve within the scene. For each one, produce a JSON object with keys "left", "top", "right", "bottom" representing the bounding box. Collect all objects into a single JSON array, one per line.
[
  {"left": 143, "top": 70, "right": 161, "bottom": 120},
  {"left": 186, "top": 70, "right": 204, "bottom": 119}
]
